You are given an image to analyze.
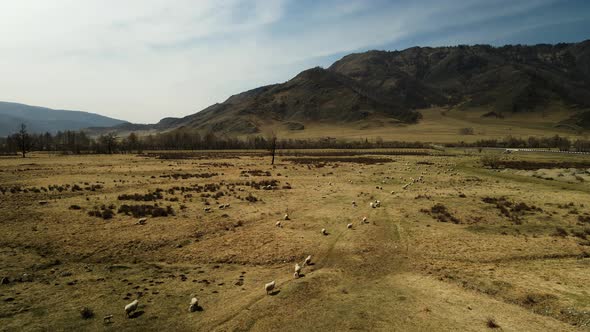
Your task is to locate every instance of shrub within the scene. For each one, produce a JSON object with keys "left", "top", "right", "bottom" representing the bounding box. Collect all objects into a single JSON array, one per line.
[
  {"left": 481, "top": 155, "right": 501, "bottom": 169},
  {"left": 88, "top": 206, "right": 115, "bottom": 220},
  {"left": 117, "top": 204, "right": 174, "bottom": 218},
  {"left": 118, "top": 191, "right": 163, "bottom": 201},
  {"left": 245, "top": 193, "right": 258, "bottom": 202},
  {"left": 486, "top": 317, "right": 500, "bottom": 329},
  {"left": 572, "top": 230, "right": 587, "bottom": 240},
  {"left": 553, "top": 227, "right": 568, "bottom": 237},
  {"left": 80, "top": 307, "right": 94, "bottom": 319},
  {"left": 459, "top": 127, "right": 475, "bottom": 135}
]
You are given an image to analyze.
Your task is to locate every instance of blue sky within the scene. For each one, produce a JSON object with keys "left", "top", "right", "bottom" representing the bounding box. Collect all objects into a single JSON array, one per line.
[{"left": 0, "top": 0, "right": 588, "bottom": 123}]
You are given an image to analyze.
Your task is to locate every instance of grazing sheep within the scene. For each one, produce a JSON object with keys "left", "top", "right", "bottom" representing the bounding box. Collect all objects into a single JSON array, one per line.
[
  {"left": 293, "top": 272, "right": 300, "bottom": 279},
  {"left": 347, "top": 223, "right": 353, "bottom": 229},
  {"left": 204, "top": 207, "right": 211, "bottom": 212},
  {"left": 137, "top": 218, "right": 147, "bottom": 225},
  {"left": 321, "top": 228, "right": 327, "bottom": 235},
  {"left": 103, "top": 314, "right": 113, "bottom": 324},
  {"left": 124, "top": 299, "right": 139, "bottom": 317},
  {"left": 284, "top": 214, "right": 290, "bottom": 221},
  {"left": 352, "top": 201, "right": 357, "bottom": 207},
  {"left": 188, "top": 297, "right": 199, "bottom": 312},
  {"left": 265, "top": 281, "right": 276, "bottom": 295},
  {"left": 370, "top": 202, "right": 375, "bottom": 208},
  {"left": 362, "top": 216, "right": 367, "bottom": 223},
  {"left": 295, "top": 263, "right": 301, "bottom": 274},
  {"left": 304, "top": 255, "right": 312, "bottom": 266},
  {"left": 275, "top": 221, "right": 282, "bottom": 228}
]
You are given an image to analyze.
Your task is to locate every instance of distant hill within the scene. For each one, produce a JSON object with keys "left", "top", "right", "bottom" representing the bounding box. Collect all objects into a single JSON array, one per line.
[
  {"left": 0, "top": 102, "right": 127, "bottom": 136},
  {"left": 87, "top": 40, "right": 590, "bottom": 138}
]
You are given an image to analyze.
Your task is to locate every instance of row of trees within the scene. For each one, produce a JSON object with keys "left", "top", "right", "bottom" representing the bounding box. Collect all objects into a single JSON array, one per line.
[
  {"left": 0, "top": 125, "right": 428, "bottom": 156},
  {"left": 1, "top": 125, "right": 588, "bottom": 157},
  {"left": 448, "top": 135, "right": 588, "bottom": 151},
  {"left": 0, "top": 125, "right": 118, "bottom": 156}
]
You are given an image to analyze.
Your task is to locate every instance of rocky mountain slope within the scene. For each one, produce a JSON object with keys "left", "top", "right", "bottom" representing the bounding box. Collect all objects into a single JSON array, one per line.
[{"left": 91, "top": 40, "right": 590, "bottom": 136}]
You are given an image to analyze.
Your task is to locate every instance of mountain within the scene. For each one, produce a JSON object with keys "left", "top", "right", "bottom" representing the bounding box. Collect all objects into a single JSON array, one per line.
[
  {"left": 330, "top": 42, "right": 590, "bottom": 115},
  {"left": 0, "top": 102, "right": 127, "bottom": 136},
  {"left": 92, "top": 40, "right": 590, "bottom": 137}
]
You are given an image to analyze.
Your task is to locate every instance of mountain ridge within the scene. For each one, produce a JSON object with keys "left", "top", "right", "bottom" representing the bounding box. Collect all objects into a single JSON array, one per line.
[
  {"left": 85, "top": 40, "right": 590, "bottom": 137},
  {"left": 0, "top": 101, "right": 127, "bottom": 136}
]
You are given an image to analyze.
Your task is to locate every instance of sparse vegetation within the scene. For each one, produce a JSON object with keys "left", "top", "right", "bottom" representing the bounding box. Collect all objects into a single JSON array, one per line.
[
  {"left": 486, "top": 317, "right": 500, "bottom": 329},
  {"left": 421, "top": 203, "right": 461, "bottom": 224},
  {"left": 80, "top": 307, "right": 94, "bottom": 319},
  {"left": 0, "top": 151, "right": 587, "bottom": 331},
  {"left": 117, "top": 204, "right": 175, "bottom": 218}
]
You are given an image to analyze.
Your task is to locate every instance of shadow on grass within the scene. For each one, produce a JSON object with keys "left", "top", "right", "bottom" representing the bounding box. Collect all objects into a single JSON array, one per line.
[{"left": 129, "top": 310, "right": 145, "bottom": 319}]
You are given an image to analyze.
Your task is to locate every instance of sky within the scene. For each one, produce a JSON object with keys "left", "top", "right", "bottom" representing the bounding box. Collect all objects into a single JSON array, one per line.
[{"left": 1, "top": 0, "right": 589, "bottom": 123}]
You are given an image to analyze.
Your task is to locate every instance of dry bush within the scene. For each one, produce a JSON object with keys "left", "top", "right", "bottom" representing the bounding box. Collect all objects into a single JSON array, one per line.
[
  {"left": 486, "top": 317, "right": 500, "bottom": 329},
  {"left": 459, "top": 127, "right": 475, "bottom": 135}
]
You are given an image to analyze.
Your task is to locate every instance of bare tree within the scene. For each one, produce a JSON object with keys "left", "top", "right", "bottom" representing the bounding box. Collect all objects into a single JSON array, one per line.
[
  {"left": 99, "top": 133, "right": 118, "bottom": 154},
  {"left": 268, "top": 131, "right": 277, "bottom": 165},
  {"left": 15, "top": 123, "right": 30, "bottom": 158}
]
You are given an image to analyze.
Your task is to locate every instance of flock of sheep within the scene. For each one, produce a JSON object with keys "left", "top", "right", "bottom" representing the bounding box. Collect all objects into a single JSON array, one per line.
[
  {"left": 120, "top": 296, "right": 200, "bottom": 322},
  {"left": 115, "top": 160, "right": 447, "bottom": 323},
  {"left": 263, "top": 190, "right": 385, "bottom": 299}
]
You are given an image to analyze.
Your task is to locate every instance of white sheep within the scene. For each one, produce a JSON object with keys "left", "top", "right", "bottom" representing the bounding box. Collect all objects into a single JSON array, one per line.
[
  {"left": 137, "top": 218, "right": 147, "bottom": 225},
  {"left": 304, "top": 255, "right": 312, "bottom": 266},
  {"left": 347, "top": 223, "right": 353, "bottom": 229},
  {"left": 124, "top": 299, "right": 138, "bottom": 318},
  {"left": 188, "top": 297, "right": 199, "bottom": 312},
  {"left": 275, "top": 221, "right": 282, "bottom": 228},
  {"left": 295, "top": 263, "right": 301, "bottom": 274},
  {"left": 265, "top": 281, "right": 276, "bottom": 295},
  {"left": 370, "top": 202, "right": 375, "bottom": 208},
  {"left": 321, "top": 228, "right": 327, "bottom": 235},
  {"left": 293, "top": 272, "right": 300, "bottom": 279},
  {"left": 284, "top": 214, "right": 290, "bottom": 221},
  {"left": 362, "top": 216, "right": 367, "bottom": 223}
]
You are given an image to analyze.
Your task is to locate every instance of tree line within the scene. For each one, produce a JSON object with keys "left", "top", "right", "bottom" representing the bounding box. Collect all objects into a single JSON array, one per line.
[
  {"left": 0, "top": 125, "right": 427, "bottom": 156},
  {"left": 448, "top": 135, "right": 590, "bottom": 151},
  {"left": 1, "top": 125, "right": 588, "bottom": 157}
]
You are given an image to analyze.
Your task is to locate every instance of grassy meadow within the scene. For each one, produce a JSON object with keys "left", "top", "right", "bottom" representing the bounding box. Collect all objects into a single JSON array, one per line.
[
  {"left": 267, "top": 107, "right": 589, "bottom": 143},
  {"left": 0, "top": 149, "right": 589, "bottom": 331}
]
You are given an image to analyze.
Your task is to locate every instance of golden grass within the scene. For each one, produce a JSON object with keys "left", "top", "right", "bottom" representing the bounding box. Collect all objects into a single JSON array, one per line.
[
  {"left": 267, "top": 106, "right": 588, "bottom": 143},
  {"left": 0, "top": 151, "right": 589, "bottom": 331}
]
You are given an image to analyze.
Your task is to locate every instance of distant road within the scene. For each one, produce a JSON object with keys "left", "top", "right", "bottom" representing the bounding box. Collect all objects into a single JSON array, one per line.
[{"left": 494, "top": 148, "right": 590, "bottom": 155}]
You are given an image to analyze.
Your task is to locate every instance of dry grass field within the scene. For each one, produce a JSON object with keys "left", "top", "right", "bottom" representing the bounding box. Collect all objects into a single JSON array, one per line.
[
  {"left": 1, "top": 149, "right": 590, "bottom": 331},
  {"left": 268, "top": 106, "right": 589, "bottom": 143}
]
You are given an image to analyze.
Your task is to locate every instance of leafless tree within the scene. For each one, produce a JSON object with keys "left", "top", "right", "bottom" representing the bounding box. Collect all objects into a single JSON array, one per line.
[
  {"left": 15, "top": 123, "right": 30, "bottom": 158},
  {"left": 268, "top": 131, "right": 277, "bottom": 165}
]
